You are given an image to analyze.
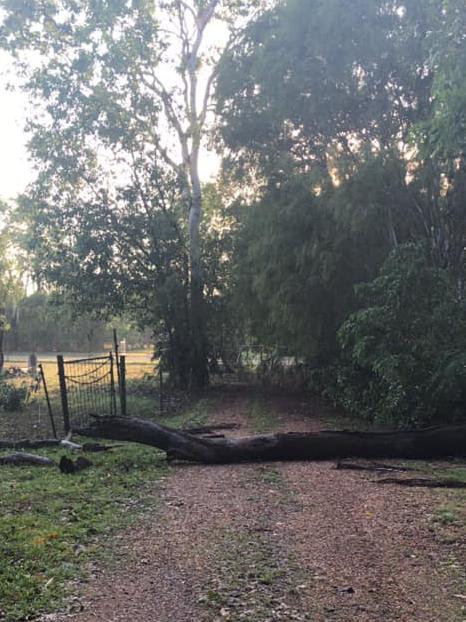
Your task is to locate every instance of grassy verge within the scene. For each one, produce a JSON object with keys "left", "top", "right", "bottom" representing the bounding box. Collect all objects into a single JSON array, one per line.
[
  {"left": 427, "top": 464, "right": 466, "bottom": 531},
  {"left": 199, "top": 480, "right": 309, "bottom": 622},
  {"left": 247, "top": 395, "right": 280, "bottom": 433},
  {"left": 200, "top": 531, "right": 301, "bottom": 622},
  {"left": 0, "top": 397, "right": 213, "bottom": 622}
]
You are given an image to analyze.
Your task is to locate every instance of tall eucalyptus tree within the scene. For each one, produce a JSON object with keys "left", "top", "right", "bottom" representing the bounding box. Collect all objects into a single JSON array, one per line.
[{"left": 1, "top": 0, "right": 265, "bottom": 386}]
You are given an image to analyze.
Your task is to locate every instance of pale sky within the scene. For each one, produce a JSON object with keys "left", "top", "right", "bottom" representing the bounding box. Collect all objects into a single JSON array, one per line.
[
  {"left": 0, "top": 52, "right": 33, "bottom": 200},
  {"left": 0, "top": 50, "right": 220, "bottom": 204}
]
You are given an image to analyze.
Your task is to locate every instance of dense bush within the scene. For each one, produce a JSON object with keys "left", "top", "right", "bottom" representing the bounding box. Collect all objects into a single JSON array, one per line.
[
  {"left": 0, "top": 381, "right": 28, "bottom": 411},
  {"left": 327, "top": 245, "right": 466, "bottom": 427}
]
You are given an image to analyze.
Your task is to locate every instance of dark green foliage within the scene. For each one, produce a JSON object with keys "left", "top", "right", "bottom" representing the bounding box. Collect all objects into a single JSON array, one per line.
[
  {"left": 4, "top": 292, "right": 150, "bottom": 353},
  {"left": 0, "top": 381, "right": 28, "bottom": 411},
  {"left": 233, "top": 180, "right": 343, "bottom": 362},
  {"left": 215, "top": 0, "right": 466, "bottom": 427},
  {"left": 232, "top": 164, "right": 401, "bottom": 365},
  {"left": 330, "top": 245, "right": 466, "bottom": 427},
  {"left": 216, "top": 0, "right": 433, "bottom": 183}
]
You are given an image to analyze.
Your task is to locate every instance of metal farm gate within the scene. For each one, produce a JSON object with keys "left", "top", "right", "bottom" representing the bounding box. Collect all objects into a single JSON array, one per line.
[{"left": 57, "top": 353, "right": 125, "bottom": 433}]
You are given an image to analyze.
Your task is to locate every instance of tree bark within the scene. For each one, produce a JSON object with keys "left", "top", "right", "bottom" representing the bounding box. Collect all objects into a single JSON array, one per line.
[
  {"left": 80, "top": 417, "right": 466, "bottom": 463},
  {"left": 0, "top": 452, "right": 56, "bottom": 467},
  {"left": 0, "top": 438, "right": 62, "bottom": 450}
]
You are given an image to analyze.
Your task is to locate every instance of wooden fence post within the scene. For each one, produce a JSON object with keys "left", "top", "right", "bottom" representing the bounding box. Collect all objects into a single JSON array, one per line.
[{"left": 57, "top": 355, "right": 71, "bottom": 433}]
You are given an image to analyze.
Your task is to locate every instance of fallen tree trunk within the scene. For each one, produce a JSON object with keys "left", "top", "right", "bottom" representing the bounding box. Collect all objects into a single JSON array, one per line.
[
  {"left": 80, "top": 417, "right": 466, "bottom": 464},
  {"left": 182, "top": 423, "right": 240, "bottom": 435}
]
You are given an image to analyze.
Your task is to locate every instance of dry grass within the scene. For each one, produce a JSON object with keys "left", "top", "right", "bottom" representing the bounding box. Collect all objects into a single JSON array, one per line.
[
  {"left": 4, "top": 350, "right": 155, "bottom": 391},
  {"left": 0, "top": 351, "right": 158, "bottom": 440}
]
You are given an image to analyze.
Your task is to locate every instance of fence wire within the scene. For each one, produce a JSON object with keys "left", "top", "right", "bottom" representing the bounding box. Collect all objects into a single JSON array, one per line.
[{"left": 62, "top": 355, "right": 116, "bottom": 431}]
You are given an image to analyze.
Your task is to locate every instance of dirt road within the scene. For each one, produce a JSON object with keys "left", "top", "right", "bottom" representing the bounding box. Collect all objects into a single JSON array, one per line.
[{"left": 55, "top": 392, "right": 466, "bottom": 622}]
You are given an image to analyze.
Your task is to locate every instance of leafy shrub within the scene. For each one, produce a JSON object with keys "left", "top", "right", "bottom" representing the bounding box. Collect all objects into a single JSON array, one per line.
[
  {"left": 328, "top": 244, "right": 466, "bottom": 427},
  {"left": 0, "top": 381, "right": 28, "bottom": 411}
]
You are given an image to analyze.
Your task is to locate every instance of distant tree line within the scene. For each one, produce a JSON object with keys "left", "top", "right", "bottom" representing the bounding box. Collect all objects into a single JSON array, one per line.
[{"left": 2, "top": 292, "right": 150, "bottom": 354}]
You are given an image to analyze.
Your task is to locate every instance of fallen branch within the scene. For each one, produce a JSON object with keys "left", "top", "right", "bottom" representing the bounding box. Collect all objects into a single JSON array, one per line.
[
  {"left": 0, "top": 452, "right": 56, "bottom": 467},
  {"left": 0, "top": 438, "right": 61, "bottom": 450},
  {"left": 376, "top": 477, "right": 466, "bottom": 489},
  {"left": 79, "top": 416, "right": 466, "bottom": 464},
  {"left": 337, "top": 460, "right": 413, "bottom": 473},
  {"left": 82, "top": 442, "right": 119, "bottom": 452}
]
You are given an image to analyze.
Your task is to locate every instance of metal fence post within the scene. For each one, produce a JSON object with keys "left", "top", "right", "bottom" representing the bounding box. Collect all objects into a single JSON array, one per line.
[
  {"left": 57, "top": 355, "right": 71, "bottom": 434},
  {"left": 119, "top": 355, "right": 127, "bottom": 416},
  {"left": 39, "top": 363, "right": 57, "bottom": 439}
]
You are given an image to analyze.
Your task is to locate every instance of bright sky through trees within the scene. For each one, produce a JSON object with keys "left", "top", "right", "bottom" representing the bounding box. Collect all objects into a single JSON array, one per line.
[
  {"left": 0, "top": 50, "right": 220, "bottom": 201},
  {"left": 0, "top": 52, "right": 31, "bottom": 199}
]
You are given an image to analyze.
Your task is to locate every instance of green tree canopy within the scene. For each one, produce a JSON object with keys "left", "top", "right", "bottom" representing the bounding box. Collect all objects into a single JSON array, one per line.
[{"left": 1, "top": 0, "right": 265, "bottom": 386}]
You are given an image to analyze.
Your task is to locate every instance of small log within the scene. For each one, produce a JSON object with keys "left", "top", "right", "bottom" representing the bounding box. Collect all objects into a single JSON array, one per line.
[
  {"left": 376, "top": 477, "right": 466, "bottom": 489},
  {"left": 0, "top": 452, "right": 56, "bottom": 467},
  {"left": 79, "top": 416, "right": 466, "bottom": 464}
]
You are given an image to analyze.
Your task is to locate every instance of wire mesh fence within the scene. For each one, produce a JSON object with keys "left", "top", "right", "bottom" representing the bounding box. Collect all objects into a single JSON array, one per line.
[
  {"left": 0, "top": 371, "right": 59, "bottom": 441},
  {"left": 0, "top": 348, "right": 205, "bottom": 441},
  {"left": 58, "top": 354, "right": 117, "bottom": 432}
]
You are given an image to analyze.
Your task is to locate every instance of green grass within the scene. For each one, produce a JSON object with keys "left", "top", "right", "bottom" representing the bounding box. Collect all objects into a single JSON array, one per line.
[
  {"left": 257, "top": 466, "right": 282, "bottom": 486},
  {"left": 200, "top": 529, "right": 308, "bottom": 622},
  {"left": 168, "top": 396, "right": 213, "bottom": 427},
  {"left": 248, "top": 396, "right": 280, "bottom": 433},
  {"left": 0, "top": 396, "right": 213, "bottom": 622},
  {"left": 0, "top": 443, "right": 167, "bottom": 621},
  {"left": 434, "top": 507, "right": 460, "bottom": 526}
]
